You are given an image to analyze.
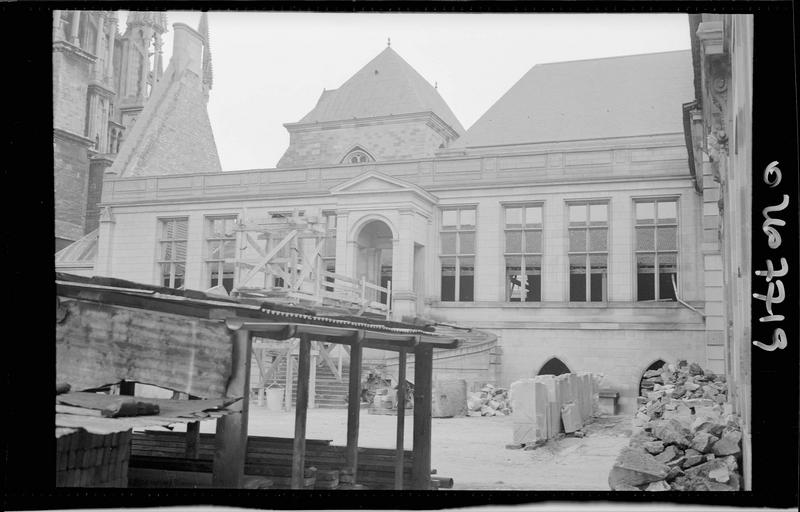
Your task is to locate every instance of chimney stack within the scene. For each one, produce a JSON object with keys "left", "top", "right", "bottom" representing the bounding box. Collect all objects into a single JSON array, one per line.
[{"left": 171, "top": 22, "right": 204, "bottom": 77}]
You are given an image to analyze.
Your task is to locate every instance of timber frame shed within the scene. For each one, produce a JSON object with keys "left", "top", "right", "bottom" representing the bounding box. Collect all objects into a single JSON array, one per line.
[{"left": 56, "top": 272, "right": 463, "bottom": 490}]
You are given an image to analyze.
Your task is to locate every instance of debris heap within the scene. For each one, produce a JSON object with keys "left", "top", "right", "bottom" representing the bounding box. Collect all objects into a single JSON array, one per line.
[
  {"left": 466, "top": 384, "right": 512, "bottom": 417},
  {"left": 609, "top": 361, "right": 743, "bottom": 491}
]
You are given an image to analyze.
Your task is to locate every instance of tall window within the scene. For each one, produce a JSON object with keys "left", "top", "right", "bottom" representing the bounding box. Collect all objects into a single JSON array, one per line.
[
  {"left": 205, "top": 216, "right": 237, "bottom": 293},
  {"left": 440, "top": 207, "right": 476, "bottom": 302},
  {"left": 321, "top": 212, "right": 337, "bottom": 291},
  {"left": 568, "top": 202, "right": 608, "bottom": 302},
  {"left": 635, "top": 199, "right": 678, "bottom": 301},
  {"left": 158, "top": 218, "right": 188, "bottom": 289},
  {"left": 504, "top": 204, "right": 542, "bottom": 302}
]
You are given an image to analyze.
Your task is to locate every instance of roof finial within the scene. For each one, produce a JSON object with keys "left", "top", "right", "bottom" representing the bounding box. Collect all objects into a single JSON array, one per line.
[
  {"left": 435, "top": 81, "right": 438, "bottom": 90},
  {"left": 387, "top": 37, "right": 391, "bottom": 48}
]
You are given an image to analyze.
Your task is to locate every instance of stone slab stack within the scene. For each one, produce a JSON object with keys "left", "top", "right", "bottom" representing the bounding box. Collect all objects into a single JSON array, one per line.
[{"left": 509, "top": 372, "right": 598, "bottom": 446}]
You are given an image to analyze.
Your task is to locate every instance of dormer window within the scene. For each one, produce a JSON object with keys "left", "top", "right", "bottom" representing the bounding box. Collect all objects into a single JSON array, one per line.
[{"left": 341, "top": 147, "right": 374, "bottom": 165}]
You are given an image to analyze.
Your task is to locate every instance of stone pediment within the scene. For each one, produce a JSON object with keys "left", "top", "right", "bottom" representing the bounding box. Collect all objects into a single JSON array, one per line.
[{"left": 330, "top": 171, "right": 438, "bottom": 203}]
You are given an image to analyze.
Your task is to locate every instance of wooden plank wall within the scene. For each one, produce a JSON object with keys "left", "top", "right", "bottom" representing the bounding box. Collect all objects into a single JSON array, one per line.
[{"left": 56, "top": 299, "right": 233, "bottom": 398}]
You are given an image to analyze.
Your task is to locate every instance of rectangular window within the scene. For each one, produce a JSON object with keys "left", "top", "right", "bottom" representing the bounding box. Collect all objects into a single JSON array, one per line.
[
  {"left": 158, "top": 218, "right": 188, "bottom": 289},
  {"left": 440, "top": 207, "right": 476, "bottom": 302},
  {"left": 321, "top": 212, "right": 337, "bottom": 292},
  {"left": 567, "top": 202, "right": 608, "bottom": 302},
  {"left": 504, "top": 204, "right": 542, "bottom": 302},
  {"left": 205, "top": 216, "right": 237, "bottom": 293},
  {"left": 635, "top": 199, "right": 678, "bottom": 301}
]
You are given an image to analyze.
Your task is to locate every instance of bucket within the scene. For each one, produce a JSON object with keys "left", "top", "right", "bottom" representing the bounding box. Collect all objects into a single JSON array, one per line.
[{"left": 266, "top": 387, "right": 284, "bottom": 411}]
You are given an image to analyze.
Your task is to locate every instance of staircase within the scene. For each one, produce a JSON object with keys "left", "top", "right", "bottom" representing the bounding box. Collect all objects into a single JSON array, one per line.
[{"left": 274, "top": 357, "right": 351, "bottom": 409}]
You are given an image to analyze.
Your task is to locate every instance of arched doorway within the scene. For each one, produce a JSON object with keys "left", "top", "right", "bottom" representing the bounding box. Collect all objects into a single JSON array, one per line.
[
  {"left": 537, "top": 357, "right": 571, "bottom": 376},
  {"left": 639, "top": 359, "right": 667, "bottom": 396},
  {"left": 355, "top": 220, "right": 393, "bottom": 303}
]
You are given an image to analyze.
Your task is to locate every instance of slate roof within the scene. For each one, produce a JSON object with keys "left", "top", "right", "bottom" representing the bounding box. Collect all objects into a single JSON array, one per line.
[
  {"left": 110, "top": 36, "right": 222, "bottom": 177},
  {"left": 453, "top": 50, "right": 694, "bottom": 149},
  {"left": 296, "top": 47, "right": 465, "bottom": 134}
]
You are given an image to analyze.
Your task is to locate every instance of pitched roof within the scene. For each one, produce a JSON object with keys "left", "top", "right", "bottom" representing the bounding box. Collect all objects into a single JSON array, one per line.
[
  {"left": 296, "top": 47, "right": 465, "bottom": 134},
  {"left": 453, "top": 50, "right": 694, "bottom": 149},
  {"left": 110, "top": 24, "right": 222, "bottom": 177}
]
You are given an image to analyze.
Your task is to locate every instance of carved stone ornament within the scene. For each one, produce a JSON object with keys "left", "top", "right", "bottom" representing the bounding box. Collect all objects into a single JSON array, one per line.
[{"left": 99, "top": 206, "right": 115, "bottom": 223}]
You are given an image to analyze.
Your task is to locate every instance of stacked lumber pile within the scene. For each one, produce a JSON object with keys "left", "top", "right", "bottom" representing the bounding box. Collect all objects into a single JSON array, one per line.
[
  {"left": 466, "top": 383, "right": 512, "bottom": 417},
  {"left": 129, "top": 431, "right": 446, "bottom": 489},
  {"left": 56, "top": 429, "right": 131, "bottom": 487},
  {"left": 509, "top": 373, "right": 597, "bottom": 447},
  {"left": 608, "top": 360, "right": 743, "bottom": 491}
]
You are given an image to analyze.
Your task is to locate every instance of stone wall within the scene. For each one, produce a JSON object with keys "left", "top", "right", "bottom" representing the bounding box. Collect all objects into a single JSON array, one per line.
[
  {"left": 54, "top": 135, "right": 91, "bottom": 244},
  {"left": 277, "top": 117, "right": 451, "bottom": 168}
]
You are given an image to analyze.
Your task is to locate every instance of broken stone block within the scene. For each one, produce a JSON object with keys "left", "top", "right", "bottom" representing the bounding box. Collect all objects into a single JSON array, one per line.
[
  {"left": 643, "top": 441, "right": 665, "bottom": 455},
  {"left": 654, "top": 445, "right": 680, "bottom": 464},
  {"left": 682, "top": 449, "right": 704, "bottom": 469},
  {"left": 689, "top": 363, "right": 703, "bottom": 376},
  {"left": 645, "top": 480, "right": 671, "bottom": 491},
  {"left": 652, "top": 419, "right": 691, "bottom": 447},
  {"left": 613, "top": 483, "right": 641, "bottom": 491},
  {"left": 708, "top": 464, "right": 730, "bottom": 483},
  {"left": 608, "top": 447, "right": 670, "bottom": 489},
  {"left": 629, "top": 431, "right": 657, "bottom": 449},
  {"left": 684, "top": 381, "right": 700, "bottom": 392},
  {"left": 561, "top": 402, "right": 582, "bottom": 433},
  {"left": 666, "top": 466, "right": 684, "bottom": 482},
  {"left": 712, "top": 430, "right": 742, "bottom": 456},
  {"left": 691, "top": 431, "right": 719, "bottom": 454},
  {"left": 722, "top": 455, "right": 738, "bottom": 472}
]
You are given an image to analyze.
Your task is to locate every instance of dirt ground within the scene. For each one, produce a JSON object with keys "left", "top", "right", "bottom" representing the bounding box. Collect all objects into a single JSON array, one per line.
[{"left": 168, "top": 404, "right": 631, "bottom": 490}]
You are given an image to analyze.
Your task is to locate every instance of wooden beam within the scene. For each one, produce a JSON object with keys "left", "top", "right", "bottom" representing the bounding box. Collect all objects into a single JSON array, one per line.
[
  {"left": 212, "top": 328, "right": 252, "bottom": 488},
  {"left": 345, "top": 331, "right": 364, "bottom": 481},
  {"left": 185, "top": 421, "right": 201, "bottom": 459},
  {"left": 394, "top": 349, "right": 407, "bottom": 490},
  {"left": 291, "top": 334, "right": 312, "bottom": 489},
  {"left": 411, "top": 344, "right": 433, "bottom": 490}
]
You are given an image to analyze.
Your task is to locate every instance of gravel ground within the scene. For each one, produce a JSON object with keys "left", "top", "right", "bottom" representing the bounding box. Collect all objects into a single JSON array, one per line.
[{"left": 166, "top": 404, "right": 631, "bottom": 490}]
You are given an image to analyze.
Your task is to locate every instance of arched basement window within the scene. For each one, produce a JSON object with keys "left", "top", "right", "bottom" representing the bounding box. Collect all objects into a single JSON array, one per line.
[
  {"left": 537, "top": 357, "right": 571, "bottom": 376},
  {"left": 341, "top": 147, "right": 374, "bottom": 164},
  {"left": 639, "top": 359, "right": 668, "bottom": 396}
]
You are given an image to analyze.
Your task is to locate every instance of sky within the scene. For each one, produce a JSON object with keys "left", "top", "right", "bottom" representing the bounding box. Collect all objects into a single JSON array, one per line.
[{"left": 121, "top": 12, "right": 691, "bottom": 172}]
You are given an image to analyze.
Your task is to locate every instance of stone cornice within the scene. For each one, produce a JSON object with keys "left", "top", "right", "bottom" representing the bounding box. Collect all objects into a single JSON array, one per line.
[
  {"left": 53, "top": 127, "right": 94, "bottom": 147},
  {"left": 284, "top": 111, "right": 460, "bottom": 140},
  {"left": 52, "top": 40, "right": 97, "bottom": 64},
  {"left": 88, "top": 80, "right": 116, "bottom": 98}
]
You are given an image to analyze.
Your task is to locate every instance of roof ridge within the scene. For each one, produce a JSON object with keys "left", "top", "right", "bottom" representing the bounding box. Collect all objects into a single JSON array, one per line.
[{"left": 533, "top": 48, "right": 691, "bottom": 68}]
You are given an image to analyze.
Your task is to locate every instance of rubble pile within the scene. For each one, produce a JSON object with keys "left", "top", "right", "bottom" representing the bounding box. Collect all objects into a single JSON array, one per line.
[
  {"left": 466, "top": 384, "right": 512, "bottom": 417},
  {"left": 609, "top": 360, "right": 743, "bottom": 491}
]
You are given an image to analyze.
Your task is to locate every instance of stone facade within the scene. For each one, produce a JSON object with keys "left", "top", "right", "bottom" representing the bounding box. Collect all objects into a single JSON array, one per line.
[
  {"left": 73, "top": 39, "right": 735, "bottom": 415},
  {"left": 53, "top": 10, "right": 167, "bottom": 249}
]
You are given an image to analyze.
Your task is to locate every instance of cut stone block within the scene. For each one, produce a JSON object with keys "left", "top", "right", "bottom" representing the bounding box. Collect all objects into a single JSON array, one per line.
[
  {"left": 608, "top": 447, "right": 669, "bottom": 489},
  {"left": 431, "top": 379, "right": 467, "bottom": 418},
  {"left": 561, "top": 401, "right": 582, "bottom": 433},
  {"left": 510, "top": 379, "right": 548, "bottom": 444}
]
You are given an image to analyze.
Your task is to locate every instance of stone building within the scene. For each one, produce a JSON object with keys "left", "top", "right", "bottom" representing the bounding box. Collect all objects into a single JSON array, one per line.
[
  {"left": 53, "top": 11, "right": 170, "bottom": 250},
  {"left": 685, "top": 13, "right": 753, "bottom": 490},
  {"left": 57, "top": 15, "right": 730, "bottom": 414}
]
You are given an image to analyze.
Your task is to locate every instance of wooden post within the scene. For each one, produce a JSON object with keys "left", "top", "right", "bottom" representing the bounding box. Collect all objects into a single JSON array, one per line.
[
  {"left": 284, "top": 346, "right": 294, "bottom": 411},
  {"left": 411, "top": 344, "right": 433, "bottom": 490},
  {"left": 309, "top": 347, "right": 317, "bottom": 409},
  {"left": 345, "top": 334, "right": 364, "bottom": 480},
  {"left": 212, "top": 328, "right": 252, "bottom": 488},
  {"left": 186, "top": 421, "right": 201, "bottom": 459},
  {"left": 291, "top": 334, "right": 312, "bottom": 489},
  {"left": 394, "top": 349, "right": 407, "bottom": 490}
]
